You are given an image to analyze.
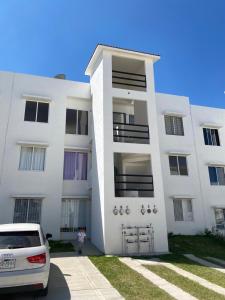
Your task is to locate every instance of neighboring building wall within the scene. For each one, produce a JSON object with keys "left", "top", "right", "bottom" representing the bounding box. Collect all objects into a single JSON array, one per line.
[
  {"left": 191, "top": 105, "right": 225, "bottom": 230},
  {"left": 156, "top": 93, "right": 206, "bottom": 235}
]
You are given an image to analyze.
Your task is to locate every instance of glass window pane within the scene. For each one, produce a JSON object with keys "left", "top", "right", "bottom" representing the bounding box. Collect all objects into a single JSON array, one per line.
[
  {"left": 217, "top": 167, "right": 225, "bottom": 185},
  {"left": 37, "top": 102, "right": 49, "bottom": 123},
  {"left": 24, "top": 101, "right": 37, "bottom": 122},
  {"left": 173, "top": 199, "right": 184, "bottom": 221},
  {"left": 208, "top": 166, "right": 218, "bottom": 185},
  {"left": 169, "top": 156, "right": 179, "bottom": 175},
  {"left": 203, "top": 128, "right": 209, "bottom": 145},
  {"left": 185, "top": 199, "right": 193, "bottom": 221},
  {"left": 13, "top": 199, "right": 29, "bottom": 223},
  {"left": 165, "top": 116, "right": 173, "bottom": 135},
  {"left": 27, "top": 200, "right": 41, "bottom": 223},
  {"left": 215, "top": 208, "right": 225, "bottom": 228},
  {"left": 32, "top": 148, "right": 45, "bottom": 171},
  {"left": 178, "top": 156, "right": 188, "bottom": 175},
  {"left": 0, "top": 231, "right": 41, "bottom": 249},
  {"left": 215, "top": 130, "right": 220, "bottom": 146},
  {"left": 174, "top": 117, "right": 184, "bottom": 136},
  {"left": 113, "top": 112, "right": 126, "bottom": 123},
  {"left": 66, "top": 109, "right": 77, "bottom": 134},
  {"left": 77, "top": 110, "right": 88, "bottom": 135},
  {"left": 129, "top": 114, "right": 135, "bottom": 124},
  {"left": 19, "top": 147, "right": 33, "bottom": 170}
]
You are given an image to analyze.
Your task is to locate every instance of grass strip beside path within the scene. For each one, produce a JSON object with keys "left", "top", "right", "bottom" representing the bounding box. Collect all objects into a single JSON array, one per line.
[
  {"left": 169, "top": 235, "right": 225, "bottom": 259},
  {"left": 49, "top": 240, "right": 74, "bottom": 253},
  {"left": 159, "top": 254, "right": 225, "bottom": 290},
  {"left": 90, "top": 256, "right": 174, "bottom": 300},
  {"left": 145, "top": 264, "right": 225, "bottom": 300}
]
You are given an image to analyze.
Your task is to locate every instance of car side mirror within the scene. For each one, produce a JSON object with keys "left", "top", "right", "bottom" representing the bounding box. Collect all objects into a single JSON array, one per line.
[{"left": 46, "top": 233, "right": 52, "bottom": 240}]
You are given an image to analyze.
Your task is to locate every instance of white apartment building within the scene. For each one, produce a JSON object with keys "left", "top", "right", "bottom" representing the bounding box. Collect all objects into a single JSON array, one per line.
[{"left": 0, "top": 44, "right": 224, "bottom": 255}]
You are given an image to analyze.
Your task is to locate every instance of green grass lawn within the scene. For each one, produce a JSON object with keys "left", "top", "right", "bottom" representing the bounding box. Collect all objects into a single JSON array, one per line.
[
  {"left": 90, "top": 235, "right": 225, "bottom": 300},
  {"left": 157, "top": 254, "right": 225, "bottom": 290},
  {"left": 49, "top": 240, "right": 74, "bottom": 253},
  {"left": 169, "top": 235, "right": 225, "bottom": 259},
  {"left": 145, "top": 264, "right": 225, "bottom": 300},
  {"left": 90, "top": 256, "right": 174, "bottom": 300}
]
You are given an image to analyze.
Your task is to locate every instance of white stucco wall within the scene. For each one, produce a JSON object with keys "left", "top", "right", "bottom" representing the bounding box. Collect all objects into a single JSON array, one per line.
[
  {"left": 0, "top": 46, "right": 225, "bottom": 254},
  {"left": 0, "top": 71, "right": 90, "bottom": 239}
]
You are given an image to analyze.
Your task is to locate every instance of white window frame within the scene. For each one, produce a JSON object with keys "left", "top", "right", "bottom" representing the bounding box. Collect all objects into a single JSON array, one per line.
[
  {"left": 13, "top": 198, "right": 42, "bottom": 224},
  {"left": 173, "top": 198, "right": 194, "bottom": 222},
  {"left": 164, "top": 115, "right": 184, "bottom": 136},
  {"left": 19, "top": 146, "right": 46, "bottom": 171},
  {"left": 65, "top": 108, "right": 88, "bottom": 136},
  {"left": 24, "top": 100, "right": 49, "bottom": 123},
  {"left": 169, "top": 155, "right": 188, "bottom": 176}
]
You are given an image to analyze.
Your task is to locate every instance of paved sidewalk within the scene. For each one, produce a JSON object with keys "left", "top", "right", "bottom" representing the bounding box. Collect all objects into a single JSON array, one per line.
[{"left": 120, "top": 257, "right": 197, "bottom": 300}]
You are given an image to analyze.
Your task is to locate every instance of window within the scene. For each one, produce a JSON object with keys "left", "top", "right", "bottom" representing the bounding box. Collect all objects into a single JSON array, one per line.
[
  {"left": 169, "top": 156, "right": 188, "bottom": 175},
  {"left": 19, "top": 146, "right": 46, "bottom": 171},
  {"left": 164, "top": 115, "right": 184, "bottom": 136},
  {"left": 208, "top": 166, "right": 225, "bottom": 185},
  {"left": 61, "top": 199, "right": 87, "bottom": 232},
  {"left": 65, "top": 109, "right": 88, "bottom": 135},
  {"left": 13, "top": 199, "right": 42, "bottom": 224},
  {"left": 215, "top": 208, "right": 225, "bottom": 229},
  {"left": 173, "top": 199, "right": 193, "bottom": 222},
  {"left": 203, "top": 128, "right": 220, "bottom": 146},
  {"left": 0, "top": 231, "right": 41, "bottom": 249},
  {"left": 63, "top": 152, "right": 88, "bottom": 180},
  {"left": 24, "top": 101, "right": 49, "bottom": 123}
]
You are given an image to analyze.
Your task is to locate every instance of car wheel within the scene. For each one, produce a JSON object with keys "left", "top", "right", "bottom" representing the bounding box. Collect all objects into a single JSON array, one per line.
[{"left": 36, "top": 285, "right": 48, "bottom": 297}]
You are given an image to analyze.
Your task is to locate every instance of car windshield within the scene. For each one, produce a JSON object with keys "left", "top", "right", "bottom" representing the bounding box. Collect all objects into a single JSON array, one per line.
[{"left": 0, "top": 231, "right": 41, "bottom": 249}]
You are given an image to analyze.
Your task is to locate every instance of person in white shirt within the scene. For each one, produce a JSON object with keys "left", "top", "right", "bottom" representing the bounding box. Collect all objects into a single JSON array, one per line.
[{"left": 77, "top": 227, "right": 86, "bottom": 254}]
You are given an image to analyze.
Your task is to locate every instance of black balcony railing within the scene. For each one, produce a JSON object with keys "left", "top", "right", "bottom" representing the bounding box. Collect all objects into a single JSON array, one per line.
[
  {"left": 115, "top": 174, "right": 154, "bottom": 197},
  {"left": 113, "top": 122, "right": 149, "bottom": 143},
  {"left": 112, "top": 70, "right": 146, "bottom": 89}
]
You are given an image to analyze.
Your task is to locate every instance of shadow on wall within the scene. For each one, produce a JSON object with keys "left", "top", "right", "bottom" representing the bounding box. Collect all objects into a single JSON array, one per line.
[{"left": 91, "top": 119, "right": 105, "bottom": 253}]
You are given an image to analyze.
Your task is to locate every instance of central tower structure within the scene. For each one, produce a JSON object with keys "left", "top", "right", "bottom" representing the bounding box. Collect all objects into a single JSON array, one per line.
[{"left": 86, "top": 45, "right": 168, "bottom": 254}]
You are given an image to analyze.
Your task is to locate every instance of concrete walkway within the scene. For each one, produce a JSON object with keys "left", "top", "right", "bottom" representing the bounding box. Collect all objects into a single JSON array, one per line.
[
  {"left": 139, "top": 257, "right": 225, "bottom": 297},
  {"left": 46, "top": 256, "right": 123, "bottom": 300},
  {"left": 120, "top": 257, "right": 197, "bottom": 300},
  {"left": 184, "top": 254, "right": 225, "bottom": 274},
  {"left": 5, "top": 256, "right": 123, "bottom": 300},
  {"left": 206, "top": 257, "right": 225, "bottom": 267}
]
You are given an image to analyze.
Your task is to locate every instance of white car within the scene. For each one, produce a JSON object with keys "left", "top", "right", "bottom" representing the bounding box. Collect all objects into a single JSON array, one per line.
[{"left": 0, "top": 223, "right": 51, "bottom": 296}]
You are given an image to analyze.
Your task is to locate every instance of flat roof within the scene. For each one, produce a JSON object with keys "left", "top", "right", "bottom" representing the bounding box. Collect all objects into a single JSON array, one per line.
[{"left": 85, "top": 44, "right": 160, "bottom": 76}]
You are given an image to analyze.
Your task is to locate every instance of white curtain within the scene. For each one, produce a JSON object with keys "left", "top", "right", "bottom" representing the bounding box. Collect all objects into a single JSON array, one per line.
[
  {"left": 61, "top": 199, "right": 80, "bottom": 228},
  {"left": 173, "top": 199, "right": 184, "bottom": 221},
  {"left": 19, "top": 147, "right": 33, "bottom": 170},
  {"left": 32, "top": 148, "right": 45, "bottom": 171}
]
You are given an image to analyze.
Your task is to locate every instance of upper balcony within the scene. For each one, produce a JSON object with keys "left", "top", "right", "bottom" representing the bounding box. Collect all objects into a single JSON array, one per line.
[
  {"left": 113, "top": 98, "right": 149, "bottom": 144},
  {"left": 114, "top": 153, "right": 154, "bottom": 198},
  {"left": 112, "top": 56, "right": 146, "bottom": 92}
]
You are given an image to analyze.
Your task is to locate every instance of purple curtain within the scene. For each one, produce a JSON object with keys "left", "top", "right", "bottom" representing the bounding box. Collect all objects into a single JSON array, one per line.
[{"left": 63, "top": 152, "right": 88, "bottom": 180}]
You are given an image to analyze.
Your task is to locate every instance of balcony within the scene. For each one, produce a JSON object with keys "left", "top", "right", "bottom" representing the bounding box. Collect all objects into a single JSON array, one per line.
[
  {"left": 112, "top": 70, "right": 146, "bottom": 90},
  {"left": 113, "top": 98, "right": 149, "bottom": 144},
  {"left": 114, "top": 153, "right": 154, "bottom": 197},
  {"left": 113, "top": 122, "right": 149, "bottom": 143},
  {"left": 115, "top": 174, "right": 154, "bottom": 197},
  {"left": 112, "top": 56, "right": 146, "bottom": 91}
]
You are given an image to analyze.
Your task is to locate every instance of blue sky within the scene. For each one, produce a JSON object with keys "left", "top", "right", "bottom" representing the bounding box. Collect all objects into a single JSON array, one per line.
[{"left": 0, "top": 0, "right": 224, "bottom": 108}]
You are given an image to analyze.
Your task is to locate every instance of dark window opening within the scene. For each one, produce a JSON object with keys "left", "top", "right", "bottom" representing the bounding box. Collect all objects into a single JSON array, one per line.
[
  {"left": 66, "top": 109, "right": 77, "bottom": 134},
  {"left": 24, "top": 101, "right": 49, "bottom": 123}
]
